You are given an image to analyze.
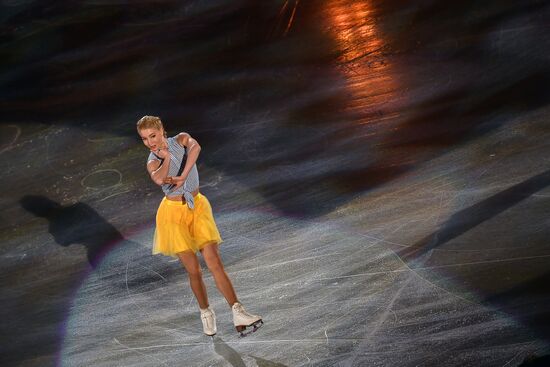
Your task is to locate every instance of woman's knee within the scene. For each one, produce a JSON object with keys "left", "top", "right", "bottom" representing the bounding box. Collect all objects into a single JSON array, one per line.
[
  {"left": 202, "top": 245, "right": 225, "bottom": 274},
  {"left": 206, "top": 258, "right": 224, "bottom": 274},
  {"left": 177, "top": 251, "right": 202, "bottom": 277},
  {"left": 187, "top": 266, "right": 203, "bottom": 279}
]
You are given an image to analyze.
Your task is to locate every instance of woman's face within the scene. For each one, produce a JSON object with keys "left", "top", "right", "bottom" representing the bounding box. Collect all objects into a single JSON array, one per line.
[{"left": 138, "top": 127, "right": 165, "bottom": 151}]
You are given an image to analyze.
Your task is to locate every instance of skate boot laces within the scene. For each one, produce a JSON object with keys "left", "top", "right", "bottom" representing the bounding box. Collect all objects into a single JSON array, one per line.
[{"left": 232, "top": 302, "right": 255, "bottom": 321}]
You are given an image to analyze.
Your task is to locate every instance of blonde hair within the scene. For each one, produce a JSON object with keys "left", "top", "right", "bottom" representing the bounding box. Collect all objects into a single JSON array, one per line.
[{"left": 136, "top": 115, "right": 167, "bottom": 137}]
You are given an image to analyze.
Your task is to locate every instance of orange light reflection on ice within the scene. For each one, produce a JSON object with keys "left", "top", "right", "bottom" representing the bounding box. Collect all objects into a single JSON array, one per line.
[{"left": 324, "top": 0, "right": 398, "bottom": 123}]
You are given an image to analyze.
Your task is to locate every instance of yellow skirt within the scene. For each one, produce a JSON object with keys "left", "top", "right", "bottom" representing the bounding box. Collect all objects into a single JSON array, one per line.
[{"left": 153, "top": 193, "right": 222, "bottom": 257}]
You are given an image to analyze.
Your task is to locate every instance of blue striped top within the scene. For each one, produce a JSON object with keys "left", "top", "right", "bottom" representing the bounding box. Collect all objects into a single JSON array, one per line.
[{"left": 147, "top": 135, "right": 200, "bottom": 209}]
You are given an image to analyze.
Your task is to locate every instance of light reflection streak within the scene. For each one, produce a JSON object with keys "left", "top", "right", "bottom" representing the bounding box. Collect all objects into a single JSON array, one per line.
[
  {"left": 324, "top": 0, "right": 399, "bottom": 122},
  {"left": 284, "top": 0, "right": 299, "bottom": 35},
  {"left": 273, "top": 0, "right": 300, "bottom": 38}
]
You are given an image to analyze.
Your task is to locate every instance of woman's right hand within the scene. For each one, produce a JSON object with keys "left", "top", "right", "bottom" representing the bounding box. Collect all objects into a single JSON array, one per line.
[{"left": 152, "top": 143, "right": 170, "bottom": 159}]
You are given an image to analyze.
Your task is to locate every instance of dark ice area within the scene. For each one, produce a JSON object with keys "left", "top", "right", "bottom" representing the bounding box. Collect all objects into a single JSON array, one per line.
[{"left": 1, "top": 1, "right": 550, "bottom": 366}]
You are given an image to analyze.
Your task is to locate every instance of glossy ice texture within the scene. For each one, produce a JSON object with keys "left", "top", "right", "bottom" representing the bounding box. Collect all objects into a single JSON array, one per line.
[{"left": 2, "top": 1, "right": 550, "bottom": 366}]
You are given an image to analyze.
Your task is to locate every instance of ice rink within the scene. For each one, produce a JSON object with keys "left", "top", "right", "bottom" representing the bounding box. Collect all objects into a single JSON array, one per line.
[{"left": 2, "top": 1, "right": 550, "bottom": 366}]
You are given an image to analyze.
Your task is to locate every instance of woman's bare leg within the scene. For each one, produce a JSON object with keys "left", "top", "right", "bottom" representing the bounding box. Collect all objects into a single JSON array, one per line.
[
  {"left": 201, "top": 243, "right": 238, "bottom": 306},
  {"left": 177, "top": 250, "right": 209, "bottom": 309}
]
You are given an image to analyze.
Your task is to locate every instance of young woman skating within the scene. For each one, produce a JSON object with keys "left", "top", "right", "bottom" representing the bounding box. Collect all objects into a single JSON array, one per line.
[{"left": 137, "top": 115, "right": 262, "bottom": 337}]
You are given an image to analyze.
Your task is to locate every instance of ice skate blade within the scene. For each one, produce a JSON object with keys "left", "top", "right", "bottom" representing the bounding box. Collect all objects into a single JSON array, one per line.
[{"left": 236, "top": 319, "right": 263, "bottom": 338}]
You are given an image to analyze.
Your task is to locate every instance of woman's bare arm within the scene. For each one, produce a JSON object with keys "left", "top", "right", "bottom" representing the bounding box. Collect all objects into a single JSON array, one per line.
[
  {"left": 147, "top": 147, "right": 171, "bottom": 186},
  {"left": 177, "top": 132, "right": 201, "bottom": 178}
]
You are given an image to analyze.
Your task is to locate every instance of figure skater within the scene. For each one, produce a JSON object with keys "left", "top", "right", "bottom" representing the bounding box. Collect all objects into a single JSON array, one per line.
[{"left": 137, "top": 115, "right": 263, "bottom": 337}]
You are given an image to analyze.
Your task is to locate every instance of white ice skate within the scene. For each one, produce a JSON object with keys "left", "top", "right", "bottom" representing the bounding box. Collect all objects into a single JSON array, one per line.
[
  {"left": 231, "top": 302, "right": 263, "bottom": 337},
  {"left": 200, "top": 307, "right": 217, "bottom": 336}
]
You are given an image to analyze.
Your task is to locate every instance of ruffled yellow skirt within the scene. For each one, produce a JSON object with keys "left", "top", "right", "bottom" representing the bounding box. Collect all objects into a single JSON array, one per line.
[{"left": 153, "top": 193, "right": 222, "bottom": 257}]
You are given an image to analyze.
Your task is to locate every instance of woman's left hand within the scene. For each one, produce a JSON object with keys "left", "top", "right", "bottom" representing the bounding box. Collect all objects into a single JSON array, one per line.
[{"left": 165, "top": 176, "right": 187, "bottom": 191}]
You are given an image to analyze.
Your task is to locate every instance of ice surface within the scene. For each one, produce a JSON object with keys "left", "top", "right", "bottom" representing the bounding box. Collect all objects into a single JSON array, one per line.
[{"left": 1, "top": 1, "right": 550, "bottom": 366}]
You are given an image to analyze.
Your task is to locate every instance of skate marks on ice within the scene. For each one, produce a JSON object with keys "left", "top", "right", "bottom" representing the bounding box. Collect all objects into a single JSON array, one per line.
[
  {"left": 217, "top": 197, "right": 546, "bottom": 366},
  {"left": 0, "top": 124, "right": 21, "bottom": 154},
  {"left": 110, "top": 336, "right": 288, "bottom": 367},
  {"left": 393, "top": 169, "right": 550, "bottom": 344},
  {"left": 213, "top": 336, "right": 287, "bottom": 367},
  {"left": 213, "top": 337, "right": 247, "bottom": 367},
  {"left": 113, "top": 337, "right": 171, "bottom": 367},
  {"left": 398, "top": 168, "right": 550, "bottom": 263}
]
